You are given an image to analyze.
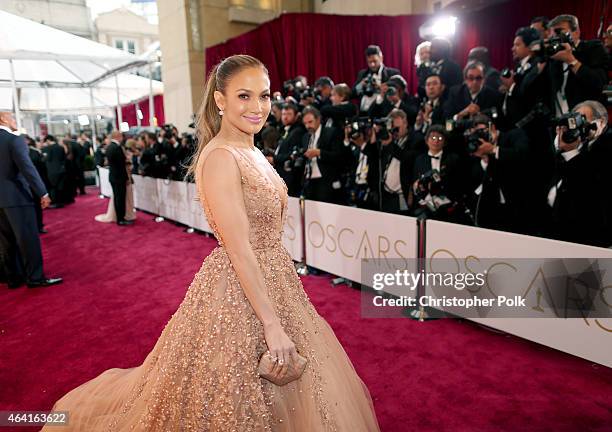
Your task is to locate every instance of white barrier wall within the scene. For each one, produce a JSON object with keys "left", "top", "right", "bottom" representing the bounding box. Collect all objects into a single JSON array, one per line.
[
  {"left": 304, "top": 200, "right": 417, "bottom": 290},
  {"left": 426, "top": 220, "right": 612, "bottom": 367},
  {"left": 282, "top": 197, "right": 303, "bottom": 262},
  {"left": 98, "top": 167, "right": 111, "bottom": 197}
]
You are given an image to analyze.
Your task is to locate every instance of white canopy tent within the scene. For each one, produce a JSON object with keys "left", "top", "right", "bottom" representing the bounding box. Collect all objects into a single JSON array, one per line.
[{"left": 0, "top": 9, "right": 157, "bottom": 141}]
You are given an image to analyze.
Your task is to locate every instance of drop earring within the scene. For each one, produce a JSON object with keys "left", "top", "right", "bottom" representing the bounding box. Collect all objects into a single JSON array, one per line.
[{"left": 219, "top": 109, "right": 224, "bottom": 116}]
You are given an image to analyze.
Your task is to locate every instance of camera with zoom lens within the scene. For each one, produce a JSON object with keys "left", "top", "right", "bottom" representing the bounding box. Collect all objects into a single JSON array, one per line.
[
  {"left": 373, "top": 117, "right": 391, "bottom": 141},
  {"left": 363, "top": 74, "right": 377, "bottom": 97},
  {"left": 466, "top": 128, "right": 492, "bottom": 154},
  {"left": 415, "top": 169, "right": 444, "bottom": 201},
  {"left": 530, "top": 29, "right": 575, "bottom": 59},
  {"left": 347, "top": 117, "right": 372, "bottom": 139},
  {"left": 553, "top": 112, "right": 596, "bottom": 144},
  {"left": 445, "top": 107, "right": 499, "bottom": 134}
]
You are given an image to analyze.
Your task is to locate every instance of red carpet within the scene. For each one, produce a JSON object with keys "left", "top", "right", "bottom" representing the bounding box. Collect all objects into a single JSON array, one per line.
[{"left": 1, "top": 188, "right": 611, "bottom": 432}]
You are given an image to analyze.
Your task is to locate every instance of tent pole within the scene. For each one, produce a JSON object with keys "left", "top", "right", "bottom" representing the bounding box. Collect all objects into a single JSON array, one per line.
[
  {"left": 8, "top": 59, "right": 22, "bottom": 132},
  {"left": 115, "top": 74, "right": 123, "bottom": 129},
  {"left": 148, "top": 61, "right": 154, "bottom": 126},
  {"left": 44, "top": 84, "right": 51, "bottom": 129},
  {"left": 89, "top": 86, "right": 98, "bottom": 152}
]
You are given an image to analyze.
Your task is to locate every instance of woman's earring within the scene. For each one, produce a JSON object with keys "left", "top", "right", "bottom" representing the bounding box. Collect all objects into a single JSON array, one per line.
[{"left": 219, "top": 109, "right": 224, "bottom": 116}]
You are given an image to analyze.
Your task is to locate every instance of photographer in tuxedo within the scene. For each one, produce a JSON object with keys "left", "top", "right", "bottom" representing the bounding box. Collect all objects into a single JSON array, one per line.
[
  {"left": 534, "top": 14, "right": 608, "bottom": 116},
  {"left": 352, "top": 45, "right": 401, "bottom": 115},
  {"left": 273, "top": 104, "right": 306, "bottom": 197},
  {"left": 546, "top": 101, "right": 611, "bottom": 247},
  {"left": 301, "top": 106, "right": 344, "bottom": 204},
  {"left": 379, "top": 109, "right": 426, "bottom": 215},
  {"left": 412, "top": 125, "right": 465, "bottom": 222},
  {"left": 106, "top": 131, "right": 132, "bottom": 226},
  {"left": 466, "top": 114, "right": 530, "bottom": 232},
  {"left": 443, "top": 61, "right": 503, "bottom": 121},
  {"left": 415, "top": 73, "right": 447, "bottom": 135},
  {"left": 0, "top": 112, "right": 62, "bottom": 289},
  {"left": 312, "top": 76, "right": 334, "bottom": 111}
]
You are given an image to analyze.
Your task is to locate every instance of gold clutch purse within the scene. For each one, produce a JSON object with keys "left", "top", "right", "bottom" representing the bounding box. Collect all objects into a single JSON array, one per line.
[{"left": 258, "top": 350, "right": 307, "bottom": 386}]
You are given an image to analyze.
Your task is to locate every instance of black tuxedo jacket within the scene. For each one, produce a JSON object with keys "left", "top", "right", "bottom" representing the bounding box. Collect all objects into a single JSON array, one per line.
[
  {"left": 467, "top": 128, "right": 529, "bottom": 210},
  {"left": 0, "top": 130, "right": 47, "bottom": 207},
  {"left": 43, "top": 143, "right": 66, "bottom": 183},
  {"left": 301, "top": 126, "right": 344, "bottom": 182},
  {"left": 321, "top": 102, "right": 357, "bottom": 130},
  {"left": 106, "top": 141, "right": 128, "bottom": 183},
  {"left": 443, "top": 84, "right": 503, "bottom": 119},
  {"left": 273, "top": 123, "right": 306, "bottom": 175}
]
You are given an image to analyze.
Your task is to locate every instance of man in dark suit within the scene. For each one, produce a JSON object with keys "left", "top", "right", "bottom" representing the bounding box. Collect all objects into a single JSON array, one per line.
[
  {"left": 140, "top": 132, "right": 159, "bottom": 177},
  {"left": 368, "top": 75, "right": 419, "bottom": 125},
  {"left": 42, "top": 135, "right": 66, "bottom": 207},
  {"left": 536, "top": 14, "right": 608, "bottom": 116},
  {"left": 429, "top": 37, "right": 463, "bottom": 93},
  {"left": 414, "top": 73, "right": 447, "bottom": 135},
  {"left": 272, "top": 104, "right": 307, "bottom": 197},
  {"left": 26, "top": 136, "right": 49, "bottom": 234},
  {"left": 352, "top": 45, "right": 401, "bottom": 115},
  {"left": 106, "top": 131, "right": 132, "bottom": 226},
  {"left": 0, "top": 112, "right": 62, "bottom": 288},
  {"left": 467, "top": 46, "right": 502, "bottom": 91},
  {"left": 443, "top": 61, "right": 503, "bottom": 120},
  {"left": 301, "top": 106, "right": 344, "bottom": 204}
]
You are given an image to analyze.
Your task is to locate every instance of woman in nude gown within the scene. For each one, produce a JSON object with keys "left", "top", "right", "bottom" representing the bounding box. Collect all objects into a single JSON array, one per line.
[{"left": 42, "top": 55, "right": 380, "bottom": 431}]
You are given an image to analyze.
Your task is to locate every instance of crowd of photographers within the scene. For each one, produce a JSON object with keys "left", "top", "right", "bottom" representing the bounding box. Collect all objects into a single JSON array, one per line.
[
  {"left": 94, "top": 13, "right": 611, "bottom": 249},
  {"left": 256, "top": 13, "right": 611, "bottom": 248}
]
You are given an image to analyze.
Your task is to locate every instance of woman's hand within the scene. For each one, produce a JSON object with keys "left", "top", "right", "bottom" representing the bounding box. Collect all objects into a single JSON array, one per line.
[{"left": 263, "top": 321, "right": 297, "bottom": 378}]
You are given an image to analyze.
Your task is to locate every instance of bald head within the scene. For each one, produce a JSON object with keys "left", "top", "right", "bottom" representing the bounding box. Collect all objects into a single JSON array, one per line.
[{"left": 0, "top": 112, "right": 17, "bottom": 131}]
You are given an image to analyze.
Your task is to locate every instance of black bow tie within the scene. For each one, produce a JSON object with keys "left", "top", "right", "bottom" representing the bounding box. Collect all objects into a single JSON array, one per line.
[{"left": 429, "top": 155, "right": 440, "bottom": 160}]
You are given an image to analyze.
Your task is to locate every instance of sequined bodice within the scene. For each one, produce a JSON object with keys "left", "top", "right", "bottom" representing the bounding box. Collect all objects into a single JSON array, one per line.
[{"left": 198, "top": 144, "right": 289, "bottom": 250}]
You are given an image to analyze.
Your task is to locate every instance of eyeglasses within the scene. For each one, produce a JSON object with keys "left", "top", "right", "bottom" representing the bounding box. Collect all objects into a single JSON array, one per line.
[
  {"left": 466, "top": 75, "right": 483, "bottom": 82},
  {"left": 428, "top": 135, "right": 445, "bottom": 142}
]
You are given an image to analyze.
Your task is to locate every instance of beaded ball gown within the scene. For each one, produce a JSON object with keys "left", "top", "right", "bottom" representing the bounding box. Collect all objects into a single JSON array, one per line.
[{"left": 42, "top": 143, "right": 380, "bottom": 431}]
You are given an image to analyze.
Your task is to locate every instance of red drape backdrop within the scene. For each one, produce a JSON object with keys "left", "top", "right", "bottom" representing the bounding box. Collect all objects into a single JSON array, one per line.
[
  {"left": 116, "top": 94, "right": 165, "bottom": 128},
  {"left": 206, "top": 1, "right": 610, "bottom": 93}
]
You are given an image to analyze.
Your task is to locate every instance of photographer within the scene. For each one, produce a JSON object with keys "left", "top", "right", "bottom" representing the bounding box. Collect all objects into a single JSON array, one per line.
[
  {"left": 352, "top": 45, "right": 401, "bottom": 115},
  {"left": 429, "top": 37, "right": 463, "bottom": 94},
  {"left": 467, "top": 46, "right": 501, "bottom": 91},
  {"left": 321, "top": 83, "right": 357, "bottom": 131},
  {"left": 415, "top": 41, "right": 432, "bottom": 100},
  {"left": 415, "top": 73, "right": 446, "bottom": 135},
  {"left": 313, "top": 76, "right": 334, "bottom": 111},
  {"left": 368, "top": 75, "right": 419, "bottom": 125},
  {"left": 140, "top": 132, "right": 159, "bottom": 178},
  {"left": 412, "top": 125, "right": 464, "bottom": 221},
  {"left": 301, "top": 106, "right": 344, "bottom": 204},
  {"left": 546, "top": 101, "right": 611, "bottom": 247},
  {"left": 535, "top": 14, "right": 608, "bottom": 116},
  {"left": 343, "top": 121, "right": 377, "bottom": 209},
  {"left": 379, "top": 109, "right": 426, "bottom": 215},
  {"left": 530, "top": 16, "right": 549, "bottom": 39},
  {"left": 443, "top": 61, "right": 503, "bottom": 121},
  {"left": 272, "top": 104, "right": 306, "bottom": 197},
  {"left": 466, "top": 114, "right": 529, "bottom": 232}
]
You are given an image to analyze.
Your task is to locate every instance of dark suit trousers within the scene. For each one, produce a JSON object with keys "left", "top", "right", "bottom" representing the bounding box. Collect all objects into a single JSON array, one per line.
[
  {"left": 304, "top": 178, "right": 336, "bottom": 204},
  {"left": 111, "top": 180, "right": 127, "bottom": 223},
  {"left": 0, "top": 206, "right": 44, "bottom": 282}
]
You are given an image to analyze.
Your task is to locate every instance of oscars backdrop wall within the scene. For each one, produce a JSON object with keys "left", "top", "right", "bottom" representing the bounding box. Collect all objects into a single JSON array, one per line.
[
  {"left": 282, "top": 197, "right": 302, "bottom": 262},
  {"left": 426, "top": 220, "right": 612, "bottom": 367}
]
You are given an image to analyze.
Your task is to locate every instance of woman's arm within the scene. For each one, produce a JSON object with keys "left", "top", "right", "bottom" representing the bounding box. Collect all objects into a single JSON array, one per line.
[{"left": 201, "top": 147, "right": 297, "bottom": 372}]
